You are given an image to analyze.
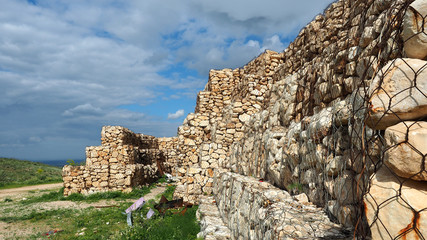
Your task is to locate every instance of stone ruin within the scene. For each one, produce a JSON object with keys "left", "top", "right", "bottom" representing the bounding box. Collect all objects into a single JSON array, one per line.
[
  {"left": 63, "top": 0, "right": 427, "bottom": 238},
  {"left": 62, "top": 126, "right": 177, "bottom": 195}
]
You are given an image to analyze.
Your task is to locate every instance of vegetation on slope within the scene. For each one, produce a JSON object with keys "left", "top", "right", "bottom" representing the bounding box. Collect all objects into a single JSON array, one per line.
[{"left": 0, "top": 158, "right": 62, "bottom": 189}]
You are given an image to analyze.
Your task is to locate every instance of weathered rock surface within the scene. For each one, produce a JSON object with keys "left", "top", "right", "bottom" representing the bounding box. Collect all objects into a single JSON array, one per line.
[
  {"left": 402, "top": 0, "right": 427, "bottom": 59},
  {"left": 196, "top": 195, "right": 231, "bottom": 240},
  {"left": 384, "top": 121, "right": 427, "bottom": 181},
  {"left": 367, "top": 58, "right": 427, "bottom": 129},
  {"left": 213, "top": 170, "right": 350, "bottom": 240},
  {"left": 364, "top": 167, "right": 427, "bottom": 240}
]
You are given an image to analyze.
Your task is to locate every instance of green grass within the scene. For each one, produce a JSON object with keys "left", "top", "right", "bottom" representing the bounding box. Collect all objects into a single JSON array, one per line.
[
  {"left": 0, "top": 208, "right": 76, "bottom": 222},
  {"left": 5, "top": 183, "right": 199, "bottom": 240},
  {"left": 286, "top": 182, "right": 304, "bottom": 194},
  {"left": 112, "top": 184, "right": 198, "bottom": 240},
  {"left": 20, "top": 178, "right": 170, "bottom": 205},
  {"left": 0, "top": 158, "right": 62, "bottom": 189},
  {"left": 114, "top": 205, "right": 200, "bottom": 240}
]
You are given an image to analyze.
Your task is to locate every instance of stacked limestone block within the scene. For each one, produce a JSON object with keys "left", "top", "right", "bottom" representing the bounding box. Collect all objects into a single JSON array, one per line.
[
  {"left": 173, "top": 0, "right": 427, "bottom": 238},
  {"left": 221, "top": 0, "right": 425, "bottom": 232},
  {"left": 158, "top": 137, "right": 179, "bottom": 175},
  {"left": 213, "top": 170, "right": 349, "bottom": 239},
  {"left": 174, "top": 69, "right": 239, "bottom": 202},
  {"left": 63, "top": 126, "right": 169, "bottom": 196},
  {"left": 174, "top": 51, "right": 284, "bottom": 203}
]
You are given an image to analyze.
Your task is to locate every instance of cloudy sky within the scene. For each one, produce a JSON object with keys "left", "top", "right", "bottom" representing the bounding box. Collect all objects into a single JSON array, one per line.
[{"left": 0, "top": 0, "right": 333, "bottom": 161}]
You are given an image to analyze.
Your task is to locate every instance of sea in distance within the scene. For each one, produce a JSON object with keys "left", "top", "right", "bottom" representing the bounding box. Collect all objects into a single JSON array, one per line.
[{"left": 35, "top": 159, "right": 85, "bottom": 168}]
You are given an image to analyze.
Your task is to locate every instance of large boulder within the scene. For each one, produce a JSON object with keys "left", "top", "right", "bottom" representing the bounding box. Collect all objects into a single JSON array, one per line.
[
  {"left": 366, "top": 58, "right": 427, "bottom": 129},
  {"left": 401, "top": 0, "right": 427, "bottom": 60},
  {"left": 384, "top": 121, "right": 427, "bottom": 181},
  {"left": 365, "top": 167, "right": 427, "bottom": 240}
]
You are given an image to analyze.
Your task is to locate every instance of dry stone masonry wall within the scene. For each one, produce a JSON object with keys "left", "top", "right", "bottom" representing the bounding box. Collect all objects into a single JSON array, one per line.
[
  {"left": 173, "top": 51, "right": 282, "bottom": 203},
  {"left": 62, "top": 0, "right": 427, "bottom": 238},
  {"left": 177, "top": 0, "right": 427, "bottom": 238},
  {"left": 62, "top": 126, "right": 175, "bottom": 195}
]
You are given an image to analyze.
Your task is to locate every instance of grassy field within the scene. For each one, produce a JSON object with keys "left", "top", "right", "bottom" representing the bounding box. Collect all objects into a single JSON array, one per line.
[
  {"left": 0, "top": 180, "right": 200, "bottom": 239},
  {"left": 0, "top": 158, "right": 63, "bottom": 189}
]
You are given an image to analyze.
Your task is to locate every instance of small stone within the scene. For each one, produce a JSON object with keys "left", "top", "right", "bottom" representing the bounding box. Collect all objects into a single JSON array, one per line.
[
  {"left": 200, "top": 121, "right": 209, "bottom": 127},
  {"left": 188, "top": 167, "right": 201, "bottom": 174},
  {"left": 239, "top": 113, "right": 251, "bottom": 123},
  {"left": 200, "top": 161, "right": 210, "bottom": 169}
]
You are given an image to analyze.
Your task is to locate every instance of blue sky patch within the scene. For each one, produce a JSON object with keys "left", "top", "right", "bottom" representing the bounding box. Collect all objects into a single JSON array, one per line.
[
  {"left": 27, "top": 0, "right": 37, "bottom": 5},
  {"left": 244, "top": 35, "right": 263, "bottom": 44},
  {"left": 158, "top": 62, "right": 201, "bottom": 79}
]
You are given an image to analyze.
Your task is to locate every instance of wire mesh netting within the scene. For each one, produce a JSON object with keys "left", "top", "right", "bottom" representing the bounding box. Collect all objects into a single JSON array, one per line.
[{"left": 335, "top": 0, "right": 427, "bottom": 238}]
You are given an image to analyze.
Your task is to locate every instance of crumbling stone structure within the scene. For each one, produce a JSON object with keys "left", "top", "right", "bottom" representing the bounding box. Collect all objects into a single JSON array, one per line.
[
  {"left": 63, "top": 0, "right": 427, "bottom": 238},
  {"left": 62, "top": 126, "right": 175, "bottom": 195}
]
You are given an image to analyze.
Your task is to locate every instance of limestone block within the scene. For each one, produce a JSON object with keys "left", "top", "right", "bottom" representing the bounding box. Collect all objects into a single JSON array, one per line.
[
  {"left": 90, "top": 150, "right": 98, "bottom": 158},
  {"left": 367, "top": 58, "right": 427, "bottom": 129},
  {"left": 334, "top": 170, "right": 357, "bottom": 205},
  {"left": 239, "top": 113, "right": 251, "bottom": 123},
  {"left": 332, "top": 99, "right": 351, "bottom": 125},
  {"left": 100, "top": 181, "right": 108, "bottom": 187},
  {"left": 384, "top": 121, "right": 427, "bottom": 181},
  {"left": 184, "top": 138, "right": 196, "bottom": 146},
  {"left": 188, "top": 167, "right": 202, "bottom": 174},
  {"left": 200, "top": 161, "right": 210, "bottom": 169},
  {"left": 308, "top": 107, "right": 332, "bottom": 141},
  {"left": 199, "top": 120, "right": 209, "bottom": 127},
  {"left": 326, "top": 156, "right": 345, "bottom": 177},
  {"left": 63, "top": 176, "right": 72, "bottom": 182},
  {"left": 365, "top": 167, "right": 427, "bottom": 240},
  {"left": 347, "top": 46, "right": 360, "bottom": 61},
  {"left": 402, "top": 0, "right": 427, "bottom": 59},
  {"left": 189, "top": 154, "right": 198, "bottom": 163},
  {"left": 360, "top": 27, "right": 376, "bottom": 48}
]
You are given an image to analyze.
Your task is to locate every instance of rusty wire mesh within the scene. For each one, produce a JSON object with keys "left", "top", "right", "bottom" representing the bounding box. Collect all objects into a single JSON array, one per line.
[{"left": 340, "top": 0, "right": 427, "bottom": 239}]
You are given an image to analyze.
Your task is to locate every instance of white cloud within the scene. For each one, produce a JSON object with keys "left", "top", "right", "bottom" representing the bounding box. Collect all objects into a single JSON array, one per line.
[
  {"left": 262, "top": 35, "right": 285, "bottom": 52},
  {"left": 62, "top": 103, "right": 103, "bottom": 117},
  {"left": 168, "top": 109, "right": 185, "bottom": 119},
  {"left": 0, "top": 0, "right": 334, "bottom": 160},
  {"left": 28, "top": 136, "right": 42, "bottom": 143}
]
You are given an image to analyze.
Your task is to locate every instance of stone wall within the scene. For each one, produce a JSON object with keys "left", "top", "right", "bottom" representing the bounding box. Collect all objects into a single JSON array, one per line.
[
  {"left": 61, "top": 0, "right": 426, "bottom": 238},
  {"left": 212, "top": 170, "right": 347, "bottom": 239},
  {"left": 62, "top": 126, "right": 175, "bottom": 196},
  {"left": 173, "top": 51, "right": 283, "bottom": 203},
  {"left": 173, "top": 0, "right": 427, "bottom": 238}
]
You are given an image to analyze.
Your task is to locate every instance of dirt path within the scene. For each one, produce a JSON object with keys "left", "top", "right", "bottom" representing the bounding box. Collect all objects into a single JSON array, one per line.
[{"left": 0, "top": 183, "right": 63, "bottom": 201}]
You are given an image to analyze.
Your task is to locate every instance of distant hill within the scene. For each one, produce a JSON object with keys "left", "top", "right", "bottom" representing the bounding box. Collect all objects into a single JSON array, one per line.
[{"left": 0, "top": 158, "right": 63, "bottom": 189}]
